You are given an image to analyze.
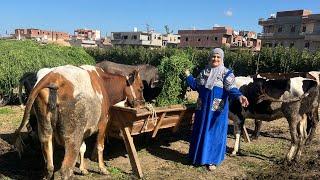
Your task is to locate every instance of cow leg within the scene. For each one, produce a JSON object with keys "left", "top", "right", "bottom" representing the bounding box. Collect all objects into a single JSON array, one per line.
[
  {"left": 305, "top": 109, "right": 319, "bottom": 145},
  {"left": 231, "top": 114, "right": 244, "bottom": 156},
  {"left": 79, "top": 142, "right": 88, "bottom": 175},
  {"left": 39, "top": 134, "right": 54, "bottom": 180},
  {"left": 286, "top": 117, "right": 299, "bottom": 161},
  {"left": 36, "top": 105, "right": 54, "bottom": 180},
  {"left": 295, "top": 114, "right": 308, "bottom": 161},
  {"left": 55, "top": 139, "right": 82, "bottom": 180},
  {"left": 96, "top": 115, "right": 109, "bottom": 175},
  {"left": 252, "top": 120, "right": 262, "bottom": 140}
]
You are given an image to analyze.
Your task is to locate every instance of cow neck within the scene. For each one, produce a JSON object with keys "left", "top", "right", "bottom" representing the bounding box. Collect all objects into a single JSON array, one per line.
[{"left": 104, "top": 73, "right": 127, "bottom": 105}]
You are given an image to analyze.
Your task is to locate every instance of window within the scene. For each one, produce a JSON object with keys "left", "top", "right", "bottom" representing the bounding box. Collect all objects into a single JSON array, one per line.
[
  {"left": 123, "top": 35, "right": 128, "bottom": 39},
  {"left": 206, "top": 37, "right": 209, "bottom": 40},
  {"left": 290, "top": 42, "right": 294, "bottom": 48},
  {"left": 291, "top": 25, "right": 296, "bottom": 32},
  {"left": 185, "top": 37, "right": 188, "bottom": 41},
  {"left": 132, "top": 35, "right": 137, "bottom": 40},
  {"left": 305, "top": 42, "right": 310, "bottom": 48},
  {"left": 198, "top": 38, "right": 201, "bottom": 41},
  {"left": 215, "top": 37, "right": 218, "bottom": 41},
  {"left": 157, "top": 37, "right": 161, "bottom": 40},
  {"left": 278, "top": 26, "right": 282, "bottom": 32},
  {"left": 302, "top": 26, "right": 306, "bottom": 32}
]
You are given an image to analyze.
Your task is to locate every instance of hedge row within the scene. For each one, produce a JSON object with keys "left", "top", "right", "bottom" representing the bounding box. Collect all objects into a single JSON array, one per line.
[
  {"left": 86, "top": 46, "right": 320, "bottom": 106},
  {"left": 0, "top": 40, "right": 95, "bottom": 99}
]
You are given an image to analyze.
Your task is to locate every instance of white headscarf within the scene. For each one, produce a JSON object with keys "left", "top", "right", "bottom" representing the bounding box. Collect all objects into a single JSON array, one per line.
[{"left": 204, "top": 48, "right": 226, "bottom": 90}]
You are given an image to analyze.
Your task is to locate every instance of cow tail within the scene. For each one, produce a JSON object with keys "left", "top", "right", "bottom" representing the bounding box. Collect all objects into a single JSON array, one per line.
[
  {"left": 13, "top": 72, "right": 56, "bottom": 157},
  {"left": 48, "top": 83, "right": 58, "bottom": 111}
]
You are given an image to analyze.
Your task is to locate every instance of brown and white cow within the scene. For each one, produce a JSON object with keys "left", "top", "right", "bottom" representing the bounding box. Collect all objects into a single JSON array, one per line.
[
  {"left": 14, "top": 65, "right": 145, "bottom": 179},
  {"left": 230, "top": 76, "right": 319, "bottom": 161}
]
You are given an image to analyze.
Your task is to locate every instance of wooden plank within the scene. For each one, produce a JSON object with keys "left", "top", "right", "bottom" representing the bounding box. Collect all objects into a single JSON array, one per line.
[
  {"left": 242, "top": 125, "right": 251, "bottom": 143},
  {"left": 120, "top": 127, "right": 143, "bottom": 178},
  {"left": 151, "top": 112, "right": 166, "bottom": 138},
  {"left": 172, "top": 110, "right": 186, "bottom": 133}
]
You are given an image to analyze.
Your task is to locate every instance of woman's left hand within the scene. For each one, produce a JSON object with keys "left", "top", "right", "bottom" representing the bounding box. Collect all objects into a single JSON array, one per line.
[{"left": 239, "top": 95, "right": 249, "bottom": 107}]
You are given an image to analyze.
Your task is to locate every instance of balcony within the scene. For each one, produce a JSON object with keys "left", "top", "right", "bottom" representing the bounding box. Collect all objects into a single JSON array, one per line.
[
  {"left": 305, "top": 33, "right": 320, "bottom": 41},
  {"left": 258, "top": 18, "right": 276, "bottom": 26}
]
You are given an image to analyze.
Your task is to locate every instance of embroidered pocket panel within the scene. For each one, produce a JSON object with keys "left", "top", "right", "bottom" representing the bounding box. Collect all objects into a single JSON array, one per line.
[{"left": 212, "top": 98, "right": 224, "bottom": 111}]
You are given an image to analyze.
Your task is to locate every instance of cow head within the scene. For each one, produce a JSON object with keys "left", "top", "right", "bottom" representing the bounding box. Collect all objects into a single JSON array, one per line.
[{"left": 124, "top": 70, "right": 145, "bottom": 108}]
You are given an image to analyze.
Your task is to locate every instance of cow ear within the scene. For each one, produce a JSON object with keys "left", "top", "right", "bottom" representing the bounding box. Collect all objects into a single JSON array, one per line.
[{"left": 127, "top": 70, "right": 137, "bottom": 85}]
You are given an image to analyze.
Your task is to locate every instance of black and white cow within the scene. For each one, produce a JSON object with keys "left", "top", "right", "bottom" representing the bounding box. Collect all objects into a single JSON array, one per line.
[
  {"left": 229, "top": 76, "right": 319, "bottom": 161},
  {"left": 250, "top": 71, "right": 320, "bottom": 139}
]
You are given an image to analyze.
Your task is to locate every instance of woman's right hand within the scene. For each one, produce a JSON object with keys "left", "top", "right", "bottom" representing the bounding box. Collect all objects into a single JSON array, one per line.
[{"left": 185, "top": 69, "right": 190, "bottom": 77}]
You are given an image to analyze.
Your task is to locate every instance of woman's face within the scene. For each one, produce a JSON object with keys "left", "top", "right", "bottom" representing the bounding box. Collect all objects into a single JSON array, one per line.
[{"left": 209, "top": 53, "right": 222, "bottom": 67}]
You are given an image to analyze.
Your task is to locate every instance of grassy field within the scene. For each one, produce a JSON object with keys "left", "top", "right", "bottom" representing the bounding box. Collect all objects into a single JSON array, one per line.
[{"left": 1, "top": 106, "right": 320, "bottom": 179}]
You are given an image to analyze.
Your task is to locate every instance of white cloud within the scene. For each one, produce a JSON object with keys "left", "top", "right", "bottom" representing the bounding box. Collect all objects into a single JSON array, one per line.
[{"left": 225, "top": 9, "right": 233, "bottom": 17}]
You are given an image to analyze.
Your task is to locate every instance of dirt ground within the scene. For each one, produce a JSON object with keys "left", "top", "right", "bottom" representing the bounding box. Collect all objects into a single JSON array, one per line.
[{"left": 1, "top": 106, "right": 320, "bottom": 180}]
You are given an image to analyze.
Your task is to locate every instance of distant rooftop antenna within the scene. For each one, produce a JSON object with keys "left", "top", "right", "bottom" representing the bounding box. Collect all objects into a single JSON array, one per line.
[
  {"left": 133, "top": 27, "right": 138, "bottom": 32},
  {"left": 146, "top": 23, "right": 150, "bottom": 33}
]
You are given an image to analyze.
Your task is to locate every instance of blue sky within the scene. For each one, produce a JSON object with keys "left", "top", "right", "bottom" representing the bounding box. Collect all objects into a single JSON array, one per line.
[{"left": 1, "top": 0, "right": 319, "bottom": 36}]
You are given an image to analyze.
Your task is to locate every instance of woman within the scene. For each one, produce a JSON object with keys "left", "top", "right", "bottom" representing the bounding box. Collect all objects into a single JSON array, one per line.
[{"left": 185, "top": 48, "right": 249, "bottom": 170}]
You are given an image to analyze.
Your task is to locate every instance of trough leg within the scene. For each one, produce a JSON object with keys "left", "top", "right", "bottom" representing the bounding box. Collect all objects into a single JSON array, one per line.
[{"left": 120, "top": 126, "right": 143, "bottom": 178}]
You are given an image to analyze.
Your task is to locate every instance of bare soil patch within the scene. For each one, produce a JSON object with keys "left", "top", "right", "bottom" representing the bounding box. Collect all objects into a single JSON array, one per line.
[{"left": 1, "top": 106, "right": 320, "bottom": 179}]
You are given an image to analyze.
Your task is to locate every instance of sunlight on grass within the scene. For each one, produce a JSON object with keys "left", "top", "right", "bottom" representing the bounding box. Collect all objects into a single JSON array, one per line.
[{"left": 0, "top": 107, "right": 13, "bottom": 114}]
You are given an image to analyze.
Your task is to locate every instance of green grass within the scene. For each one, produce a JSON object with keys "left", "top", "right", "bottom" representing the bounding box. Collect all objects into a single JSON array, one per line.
[
  {"left": 0, "top": 107, "right": 13, "bottom": 114},
  {"left": 107, "top": 166, "right": 128, "bottom": 179}
]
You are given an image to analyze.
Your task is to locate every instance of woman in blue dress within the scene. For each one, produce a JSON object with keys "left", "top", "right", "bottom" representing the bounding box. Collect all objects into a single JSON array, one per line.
[{"left": 185, "top": 48, "right": 249, "bottom": 171}]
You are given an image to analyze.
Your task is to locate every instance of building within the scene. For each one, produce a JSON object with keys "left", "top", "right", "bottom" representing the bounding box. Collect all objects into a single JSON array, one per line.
[
  {"left": 178, "top": 27, "right": 261, "bottom": 51},
  {"left": 14, "top": 28, "right": 69, "bottom": 42},
  {"left": 162, "top": 33, "right": 180, "bottom": 47},
  {"left": 69, "top": 29, "right": 104, "bottom": 48},
  {"left": 258, "top": 9, "right": 320, "bottom": 51},
  {"left": 111, "top": 31, "right": 163, "bottom": 47},
  {"left": 74, "top": 29, "right": 101, "bottom": 40}
]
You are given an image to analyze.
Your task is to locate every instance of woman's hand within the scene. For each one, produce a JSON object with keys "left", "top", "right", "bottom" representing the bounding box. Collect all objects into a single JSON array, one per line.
[
  {"left": 239, "top": 95, "right": 249, "bottom": 107},
  {"left": 185, "top": 69, "right": 190, "bottom": 77}
]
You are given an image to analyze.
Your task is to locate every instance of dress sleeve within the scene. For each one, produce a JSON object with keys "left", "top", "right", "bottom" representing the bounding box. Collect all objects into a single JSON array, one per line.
[
  {"left": 186, "top": 75, "right": 199, "bottom": 92},
  {"left": 224, "top": 71, "right": 242, "bottom": 100}
]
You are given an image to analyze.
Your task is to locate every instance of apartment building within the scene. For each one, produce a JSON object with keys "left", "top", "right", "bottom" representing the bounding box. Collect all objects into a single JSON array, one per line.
[
  {"left": 178, "top": 27, "right": 261, "bottom": 51},
  {"left": 70, "top": 29, "right": 102, "bottom": 48},
  {"left": 258, "top": 9, "right": 320, "bottom": 51},
  {"left": 111, "top": 31, "right": 163, "bottom": 48},
  {"left": 162, "top": 33, "right": 181, "bottom": 47},
  {"left": 74, "top": 29, "right": 101, "bottom": 40},
  {"left": 14, "top": 28, "right": 69, "bottom": 42}
]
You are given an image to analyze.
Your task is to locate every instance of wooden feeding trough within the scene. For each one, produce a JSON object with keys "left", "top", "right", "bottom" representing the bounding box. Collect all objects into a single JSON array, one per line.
[
  {"left": 108, "top": 103, "right": 250, "bottom": 178},
  {"left": 109, "top": 104, "right": 195, "bottom": 178}
]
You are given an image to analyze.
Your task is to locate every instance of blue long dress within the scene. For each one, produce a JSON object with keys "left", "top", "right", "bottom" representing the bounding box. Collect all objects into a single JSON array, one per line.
[{"left": 186, "top": 67, "right": 242, "bottom": 166}]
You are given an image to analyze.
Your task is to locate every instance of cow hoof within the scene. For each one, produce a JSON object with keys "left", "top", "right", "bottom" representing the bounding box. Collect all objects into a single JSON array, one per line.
[
  {"left": 251, "top": 135, "right": 259, "bottom": 140},
  {"left": 230, "top": 151, "right": 237, "bottom": 157},
  {"left": 80, "top": 168, "right": 89, "bottom": 175},
  {"left": 99, "top": 167, "right": 109, "bottom": 175}
]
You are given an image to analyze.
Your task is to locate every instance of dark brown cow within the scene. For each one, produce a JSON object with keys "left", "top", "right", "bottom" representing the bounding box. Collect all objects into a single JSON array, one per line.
[
  {"left": 96, "top": 60, "right": 161, "bottom": 102},
  {"left": 14, "top": 65, "right": 144, "bottom": 179}
]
